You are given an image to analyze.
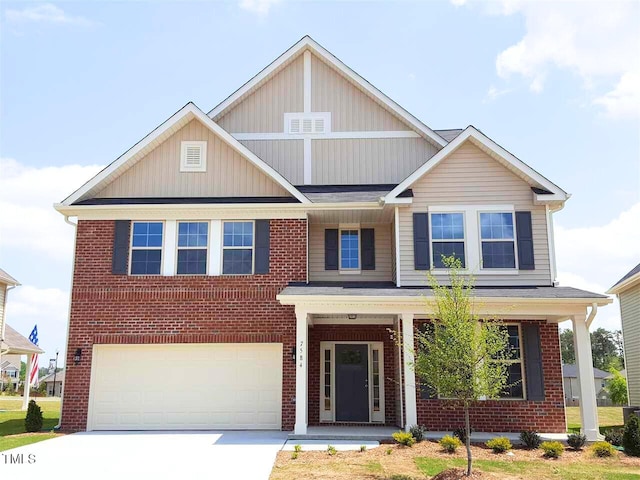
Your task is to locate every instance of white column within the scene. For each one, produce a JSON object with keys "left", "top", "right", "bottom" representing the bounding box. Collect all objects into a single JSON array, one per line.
[
  {"left": 572, "top": 314, "right": 600, "bottom": 441},
  {"left": 209, "top": 220, "right": 222, "bottom": 276},
  {"left": 22, "top": 354, "right": 32, "bottom": 410},
  {"left": 163, "top": 220, "right": 177, "bottom": 276},
  {"left": 401, "top": 313, "right": 417, "bottom": 430},
  {"left": 294, "top": 308, "right": 309, "bottom": 435}
]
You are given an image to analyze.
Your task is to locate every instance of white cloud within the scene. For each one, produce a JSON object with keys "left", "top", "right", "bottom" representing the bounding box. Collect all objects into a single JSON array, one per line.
[
  {"left": 4, "top": 3, "right": 95, "bottom": 27},
  {"left": 484, "top": 85, "right": 513, "bottom": 102},
  {"left": 0, "top": 158, "right": 103, "bottom": 261},
  {"left": 238, "top": 0, "right": 281, "bottom": 15},
  {"left": 593, "top": 71, "right": 640, "bottom": 120}
]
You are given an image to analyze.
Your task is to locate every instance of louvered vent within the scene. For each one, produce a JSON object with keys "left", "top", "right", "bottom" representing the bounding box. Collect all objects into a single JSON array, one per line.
[
  {"left": 286, "top": 113, "right": 330, "bottom": 134},
  {"left": 314, "top": 118, "right": 324, "bottom": 133},
  {"left": 184, "top": 146, "right": 202, "bottom": 166},
  {"left": 302, "top": 118, "right": 313, "bottom": 133},
  {"left": 290, "top": 118, "right": 301, "bottom": 134},
  {"left": 180, "top": 141, "right": 207, "bottom": 172}
]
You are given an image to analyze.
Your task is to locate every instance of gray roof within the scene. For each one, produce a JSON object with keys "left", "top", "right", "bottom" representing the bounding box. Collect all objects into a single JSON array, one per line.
[
  {"left": 279, "top": 285, "right": 609, "bottom": 300},
  {"left": 563, "top": 364, "right": 612, "bottom": 379},
  {"left": 39, "top": 369, "right": 65, "bottom": 384},
  {"left": 0, "top": 268, "right": 20, "bottom": 286},
  {"left": 610, "top": 262, "right": 640, "bottom": 291},
  {"left": 434, "top": 129, "right": 464, "bottom": 142},
  {"left": 295, "top": 184, "right": 410, "bottom": 203},
  {"left": 0, "top": 324, "right": 44, "bottom": 355}
]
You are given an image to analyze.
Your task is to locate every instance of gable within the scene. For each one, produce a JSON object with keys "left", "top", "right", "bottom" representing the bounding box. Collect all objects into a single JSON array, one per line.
[{"left": 95, "top": 119, "right": 291, "bottom": 199}]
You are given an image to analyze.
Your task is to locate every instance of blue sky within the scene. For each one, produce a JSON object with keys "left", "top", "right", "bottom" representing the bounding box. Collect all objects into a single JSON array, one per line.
[{"left": 1, "top": 0, "right": 639, "bottom": 367}]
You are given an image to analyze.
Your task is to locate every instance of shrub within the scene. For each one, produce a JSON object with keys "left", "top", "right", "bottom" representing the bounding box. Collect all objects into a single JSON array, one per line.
[
  {"left": 359, "top": 445, "right": 367, "bottom": 452},
  {"left": 386, "top": 447, "right": 392, "bottom": 455},
  {"left": 327, "top": 445, "right": 337, "bottom": 456},
  {"left": 453, "top": 426, "right": 473, "bottom": 444},
  {"left": 392, "top": 431, "right": 416, "bottom": 447},
  {"left": 293, "top": 444, "right": 302, "bottom": 453},
  {"left": 388, "top": 475, "right": 413, "bottom": 480},
  {"left": 622, "top": 414, "right": 640, "bottom": 457},
  {"left": 567, "top": 433, "right": 587, "bottom": 451},
  {"left": 24, "top": 400, "right": 43, "bottom": 433},
  {"left": 290, "top": 452, "right": 298, "bottom": 460},
  {"left": 605, "top": 428, "right": 624, "bottom": 446},
  {"left": 409, "top": 424, "right": 426, "bottom": 442},
  {"left": 520, "top": 430, "right": 542, "bottom": 449},
  {"left": 486, "top": 437, "right": 512, "bottom": 453},
  {"left": 591, "top": 441, "right": 616, "bottom": 458},
  {"left": 439, "top": 435, "right": 463, "bottom": 453},
  {"left": 540, "top": 441, "right": 564, "bottom": 458}
]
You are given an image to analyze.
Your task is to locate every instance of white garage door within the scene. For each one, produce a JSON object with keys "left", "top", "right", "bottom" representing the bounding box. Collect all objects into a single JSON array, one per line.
[{"left": 88, "top": 343, "right": 283, "bottom": 431}]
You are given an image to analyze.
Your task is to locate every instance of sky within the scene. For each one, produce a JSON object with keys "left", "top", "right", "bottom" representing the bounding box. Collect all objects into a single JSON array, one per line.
[{"left": 1, "top": 0, "right": 639, "bottom": 368}]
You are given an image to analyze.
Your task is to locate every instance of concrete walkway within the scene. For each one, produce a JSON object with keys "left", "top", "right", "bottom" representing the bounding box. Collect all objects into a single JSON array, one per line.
[{"left": 1, "top": 430, "right": 287, "bottom": 479}]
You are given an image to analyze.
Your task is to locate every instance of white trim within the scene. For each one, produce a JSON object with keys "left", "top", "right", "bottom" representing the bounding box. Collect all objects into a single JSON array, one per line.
[
  {"left": 477, "top": 210, "right": 518, "bottom": 271},
  {"left": 401, "top": 313, "right": 417, "bottom": 429},
  {"left": 180, "top": 141, "right": 207, "bottom": 172},
  {"left": 231, "top": 130, "right": 420, "bottom": 140},
  {"left": 607, "top": 271, "right": 640, "bottom": 295},
  {"left": 304, "top": 137, "right": 312, "bottom": 184},
  {"left": 207, "top": 36, "right": 447, "bottom": 148},
  {"left": 338, "top": 227, "right": 361, "bottom": 272},
  {"left": 311, "top": 316, "right": 394, "bottom": 325},
  {"left": 294, "top": 308, "right": 308, "bottom": 434},
  {"left": 62, "top": 103, "right": 310, "bottom": 205},
  {"left": 545, "top": 206, "right": 558, "bottom": 285},
  {"left": 304, "top": 50, "right": 311, "bottom": 113},
  {"left": 209, "top": 220, "right": 222, "bottom": 276},
  {"left": 284, "top": 112, "right": 331, "bottom": 135},
  {"left": 394, "top": 206, "right": 402, "bottom": 287},
  {"left": 385, "top": 126, "right": 569, "bottom": 203},
  {"left": 163, "top": 220, "right": 177, "bottom": 276}
]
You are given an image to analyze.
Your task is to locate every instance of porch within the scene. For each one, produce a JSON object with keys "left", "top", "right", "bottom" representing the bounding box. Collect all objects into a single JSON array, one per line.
[{"left": 277, "top": 284, "right": 612, "bottom": 441}]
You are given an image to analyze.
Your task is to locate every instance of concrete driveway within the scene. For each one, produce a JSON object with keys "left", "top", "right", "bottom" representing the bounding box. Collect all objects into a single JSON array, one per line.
[{"left": 1, "top": 430, "right": 288, "bottom": 479}]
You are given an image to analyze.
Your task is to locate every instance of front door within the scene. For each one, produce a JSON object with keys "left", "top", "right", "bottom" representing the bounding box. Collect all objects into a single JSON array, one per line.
[{"left": 335, "top": 344, "right": 369, "bottom": 422}]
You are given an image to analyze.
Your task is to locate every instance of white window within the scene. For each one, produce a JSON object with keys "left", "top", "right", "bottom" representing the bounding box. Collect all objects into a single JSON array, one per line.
[
  {"left": 430, "top": 212, "right": 466, "bottom": 268},
  {"left": 180, "top": 141, "right": 207, "bottom": 172},
  {"left": 284, "top": 112, "right": 331, "bottom": 134},
  {"left": 339, "top": 229, "right": 360, "bottom": 271},
  {"left": 222, "top": 221, "right": 254, "bottom": 275},
  {"left": 176, "top": 222, "right": 209, "bottom": 275},
  {"left": 479, "top": 212, "right": 517, "bottom": 269},
  {"left": 130, "top": 222, "right": 163, "bottom": 275}
]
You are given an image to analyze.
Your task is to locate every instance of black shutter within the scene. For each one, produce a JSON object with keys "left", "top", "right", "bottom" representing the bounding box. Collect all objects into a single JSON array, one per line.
[
  {"left": 325, "top": 229, "right": 339, "bottom": 270},
  {"left": 361, "top": 228, "right": 375, "bottom": 270},
  {"left": 255, "top": 220, "right": 270, "bottom": 274},
  {"left": 515, "top": 211, "right": 535, "bottom": 270},
  {"left": 522, "top": 324, "right": 545, "bottom": 401},
  {"left": 112, "top": 220, "right": 131, "bottom": 275},
  {"left": 413, "top": 213, "right": 430, "bottom": 270}
]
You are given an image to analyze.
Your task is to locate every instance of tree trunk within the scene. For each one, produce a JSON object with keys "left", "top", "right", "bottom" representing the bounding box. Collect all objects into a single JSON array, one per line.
[{"left": 465, "top": 406, "right": 472, "bottom": 476}]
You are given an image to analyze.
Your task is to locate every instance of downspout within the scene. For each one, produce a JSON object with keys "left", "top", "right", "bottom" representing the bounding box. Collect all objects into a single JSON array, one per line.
[
  {"left": 55, "top": 215, "right": 77, "bottom": 430},
  {"left": 586, "top": 303, "right": 598, "bottom": 329}
]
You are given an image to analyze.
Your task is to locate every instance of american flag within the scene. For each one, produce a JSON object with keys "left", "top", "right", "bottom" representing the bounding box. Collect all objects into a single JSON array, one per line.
[{"left": 28, "top": 325, "right": 39, "bottom": 387}]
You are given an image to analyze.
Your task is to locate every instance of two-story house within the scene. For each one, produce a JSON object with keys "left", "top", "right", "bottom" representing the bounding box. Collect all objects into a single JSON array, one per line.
[{"left": 55, "top": 36, "right": 611, "bottom": 440}]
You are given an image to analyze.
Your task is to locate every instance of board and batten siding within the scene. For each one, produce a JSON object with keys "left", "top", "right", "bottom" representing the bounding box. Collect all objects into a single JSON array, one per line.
[
  {"left": 240, "top": 140, "right": 304, "bottom": 185},
  {"left": 215, "top": 55, "right": 304, "bottom": 133},
  {"left": 620, "top": 285, "right": 640, "bottom": 406},
  {"left": 312, "top": 138, "right": 437, "bottom": 184},
  {"left": 399, "top": 141, "right": 552, "bottom": 287},
  {"left": 309, "top": 223, "right": 393, "bottom": 282},
  {"left": 96, "top": 119, "right": 290, "bottom": 199}
]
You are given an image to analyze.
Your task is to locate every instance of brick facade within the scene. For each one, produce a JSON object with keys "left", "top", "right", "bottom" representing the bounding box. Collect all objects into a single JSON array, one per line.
[
  {"left": 414, "top": 320, "right": 566, "bottom": 433},
  {"left": 61, "top": 218, "right": 306, "bottom": 431}
]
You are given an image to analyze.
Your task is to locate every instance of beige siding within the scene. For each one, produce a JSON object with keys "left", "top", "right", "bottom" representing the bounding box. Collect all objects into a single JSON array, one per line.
[
  {"left": 216, "top": 56, "right": 304, "bottom": 133},
  {"left": 620, "top": 285, "right": 640, "bottom": 406},
  {"left": 309, "top": 223, "right": 393, "bottom": 282},
  {"left": 240, "top": 140, "right": 304, "bottom": 185},
  {"left": 399, "top": 141, "right": 552, "bottom": 287},
  {"left": 311, "top": 54, "right": 408, "bottom": 132},
  {"left": 312, "top": 138, "right": 437, "bottom": 184},
  {"left": 96, "top": 119, "right": 290, "bottom": 198}
]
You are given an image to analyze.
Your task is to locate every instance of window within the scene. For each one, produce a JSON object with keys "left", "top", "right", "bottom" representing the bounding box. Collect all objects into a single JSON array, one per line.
[
  {"left": 323, "top": 349, "right": 331, "bottom": 411},
  {"left": 497, "top": 325, "right": 524, "bottom": 399},
  {"left": 177, "top": 222, "right": 208, "bottom": 275},
  {"left": 480, "top": 212, "right": 516, "bottom": 269},
  {"left": 430, "top": 213, "right": 465, "bottom": 268},
  {"left": 222, "top": 221, "right": 254, "bottom": 274},
  {"left": 130, "top": 222, "right": 163, "bottom": 275},
  {"left": 340, "top": 229, "right": 360, "bottom": 270},
  {"left": 180, "top": 141, "right": 207, "bottom": 172},
  {"left": 372, "top": 349, "right": 381, "bottom": 411},
  {"left": 7, "top": 370, "right": 17, "bottom": 378}
]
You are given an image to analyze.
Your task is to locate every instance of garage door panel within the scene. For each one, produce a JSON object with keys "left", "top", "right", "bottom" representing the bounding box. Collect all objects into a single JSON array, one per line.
[{"left": 88, "top": 343, "right": 283, "bottom": 430}]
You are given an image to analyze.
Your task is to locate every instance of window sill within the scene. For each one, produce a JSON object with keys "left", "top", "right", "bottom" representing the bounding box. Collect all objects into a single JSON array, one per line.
[
  {"left": 339, "top": 270, "right": 362, "bottom": 275},
  {"left": 429, "top": 269, "right": 519, "bottom": 276}
]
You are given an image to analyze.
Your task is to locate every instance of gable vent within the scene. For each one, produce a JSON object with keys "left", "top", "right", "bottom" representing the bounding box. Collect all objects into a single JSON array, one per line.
[
  {"left": 180, "top": 141, "right": 207, "bottom": 172},
  {"left": 290, "top": 118, "right": 301, "bottom": 134},
  {"left": 285, "top": 112, "right": 331, "bottom": 135}
]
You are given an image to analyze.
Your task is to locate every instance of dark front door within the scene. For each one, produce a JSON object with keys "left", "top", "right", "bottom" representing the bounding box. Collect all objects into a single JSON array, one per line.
[{"left": 335, "top": 344, "right": 369, "bottom": 422}]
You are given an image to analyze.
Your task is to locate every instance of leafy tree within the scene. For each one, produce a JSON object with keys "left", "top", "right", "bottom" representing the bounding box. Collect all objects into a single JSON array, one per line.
[
  {"left": 560, "top": 329, "right": 575, "bottom": 364},
  {"left": 606, "top": 369, "right": 628, "bottom": 405},
  {"left": 413, "top": 257, "right": 511, "bottom": 477},
  {"left": 591, "top": 328, "right": 620, "bottom": 371},
  {"left": 20, "top": 361, "right": 26, "bottom": 381},
  {"left": 559, "top": 327, "right": 624, "bottom": 370}
]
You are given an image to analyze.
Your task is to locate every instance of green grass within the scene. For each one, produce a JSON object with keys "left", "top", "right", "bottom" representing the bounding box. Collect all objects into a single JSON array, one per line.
[
  {"left": 416, "top": 457, "right": 640, "bottom": 480},
  {"left": 0, "top": 398, "right": 61, "bottom": 451},
  {"left": 566, "top": 406, "right": 624, "bottom": 434},
  {"left": 0, "top": 433, "right": 59, "bottom": 451}
]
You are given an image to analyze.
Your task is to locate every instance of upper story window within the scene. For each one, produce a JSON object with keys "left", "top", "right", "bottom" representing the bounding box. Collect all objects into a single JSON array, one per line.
[
  {"left": 180, "top": 141, "right": 207, "bottom": 172},
  {"left": 480, "top": 212, "right": 516, "bottom": 269},
  {"left": 130, "top": 222, "right": 163, "bottom": 275},
  {"left": 284, "top": 112, "right": 331, "bottom": 135},
  {"left": 340, "top": 229, "right": 360, "bottom": 270},
  {"left": 177, "top": 222, "right": 209, "bottom": 275},
  {"left": 430, "top": 213, "right": 465, "bottom": 268},
  {"left": 222, "top": 221, "right": 254, "bottom": 275},
  {"left": 496, "top": 325, "right": 524, "bottom": 399}
]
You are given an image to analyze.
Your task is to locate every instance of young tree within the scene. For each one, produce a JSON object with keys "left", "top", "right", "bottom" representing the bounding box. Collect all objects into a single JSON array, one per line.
[
  {"left": 413, "top": 257, "right": 511, "bottom": 477},
  {"left": 607, "top": 369, "right": 628, "bottom": 406},
  {"left": 560, "top": 329, "right": 575, "bottom": 365}
]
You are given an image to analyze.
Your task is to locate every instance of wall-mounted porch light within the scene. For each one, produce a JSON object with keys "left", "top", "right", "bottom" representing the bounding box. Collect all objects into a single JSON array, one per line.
[
  {"left": 347, "top": 314, "right": 357, "bottom": 320},
  {"left": 74, "top": 348, "right": 82, "bottom": 365},
  {"left": 290, "top": 346, "right": 296, "bottom": 363}
]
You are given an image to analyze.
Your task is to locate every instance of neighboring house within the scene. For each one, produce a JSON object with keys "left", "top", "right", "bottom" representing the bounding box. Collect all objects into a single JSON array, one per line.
[
  {"left": 608, "top": 263, "right": 640, "bottom": 407},
  {"left": 55, "top": 36, "right": 611, "bottom": 440},
  {"left": 0, "top": 354, "right": 21, "bottom": 390},
  {"left": 562, "top": 364, "right": 612, "bottom": 406},
  {"left": 39, "top": 369, "right": 64, "bottom": 397}
]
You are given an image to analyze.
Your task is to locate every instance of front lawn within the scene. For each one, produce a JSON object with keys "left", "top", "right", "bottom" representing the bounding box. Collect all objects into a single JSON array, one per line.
[
  {"left": 566, "top": 406, "right": 624, "bottom": 433},
  {"left": 0, "top": 397, "right": 62, "bottom": 451}
]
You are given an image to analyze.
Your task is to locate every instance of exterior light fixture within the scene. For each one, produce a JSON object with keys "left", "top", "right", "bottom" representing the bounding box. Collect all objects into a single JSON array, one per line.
[
  {"left": 347, "top": 314, "right": 357, "bottom": 320},
  {"left": 291, "top": 346, "right": 296, "bottom": 363},
  {"left": 74, "top": 348, "right": 82, "bottom": 365}
]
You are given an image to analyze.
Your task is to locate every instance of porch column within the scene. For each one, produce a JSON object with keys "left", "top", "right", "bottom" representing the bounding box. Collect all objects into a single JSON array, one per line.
[
  {"left": 401, "top": 313, "right": 417, "bottom": 430},
  {"left": 572, "top": 313, "right": 600, "bottom": 441},
  {"left": 22, "top": 354, "right": 32, "bottom": 410},
  {"left": 294, "top": 307, "right": 309, "bottom": 435}
]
